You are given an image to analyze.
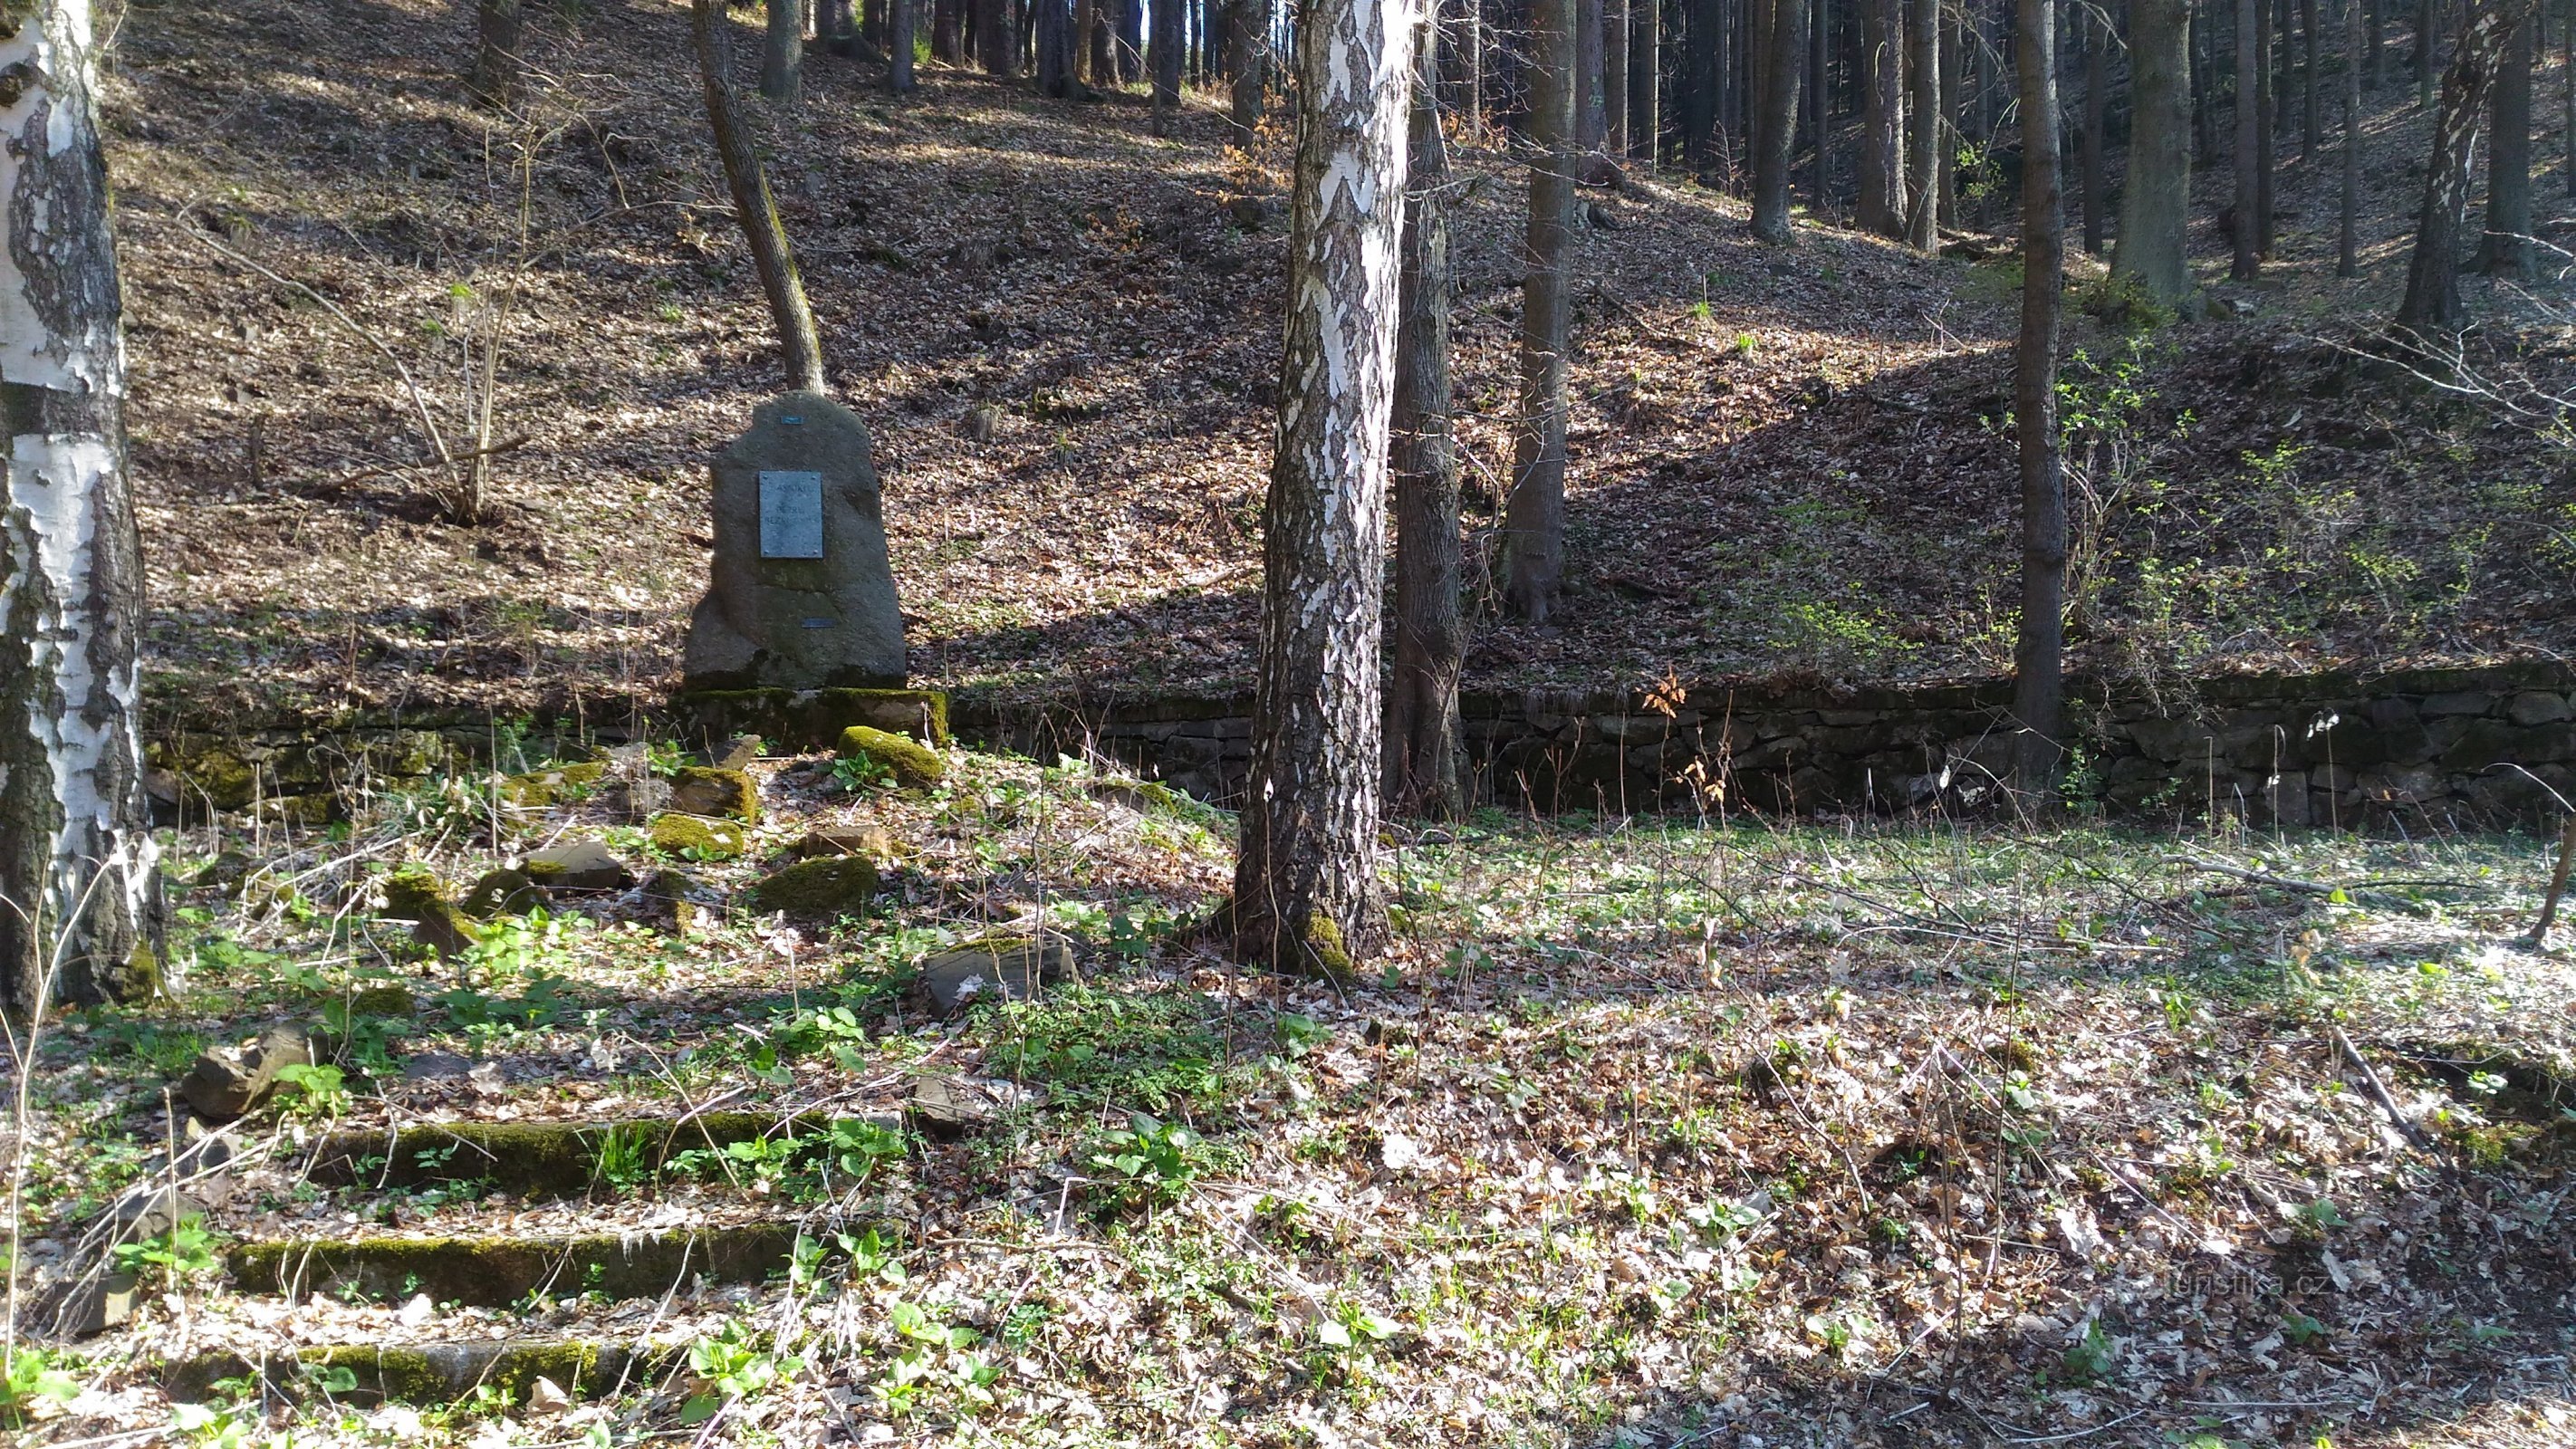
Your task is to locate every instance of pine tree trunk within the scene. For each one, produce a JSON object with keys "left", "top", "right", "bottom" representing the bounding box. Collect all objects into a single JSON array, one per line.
[
  {"left": 822, "top": 0, "right": 854, "bottom": 56},
  {"left": 1152, "top": 0, "right": 1184, "bottom": 130},
  {"left": 2368, "top": 0, "right": 2384, "bottom": 83},
  {"left": 1036, "top": 0, "right": 1070, "bottom": 93},
  {"left": 0, "top": 0, "right": 166, "bottom": 1017},
  {"left": 1235, "top": 0, "right": 1417, "bottom": 974},
  {"left": 2014, "top": 0, "right": 2067, "bottom": 793},
  {"left": 2082, "top": 2, "right": 2108, "bottom": 252},
  {"left": 935, "top": 0, "right": 962, "bottom": 63},
  {"left": 1904, "top": 0, "right": 1939, "bottom": 245},
  {"left": 2565, "top": 0, "right": 2574, "bottom": 196},
  {"left": 2256, "top": 0, "right": 2276, "bottom": 250},
  {"left": 2301, "top": 0, "right": 2321, "bottom": 154},
  {"left": 2476, "top": 5, "right": 2533, "bottom": 273},
  {"left": 1809, "top": 0, "right": 1829, "bottom": 208},
  {"left": 695, "top": 0, "right": 830, "bottom": 394},
  {"left": 1609, "top": 0, "right": 1632, "bottom": 154},
  {"left": 1714, "top": 0, "right": 1736, "bottom": 163},
  {"left": 1389, "top": 25, "right": 1466, "bottom": 821},
  {"left": 473, "top": 0, "right": 524, "bottom": 105},
  {"left": 2195, "top": 0, "right": 2219, "bottom": 160},
  {"left": 891, "top": 0, "right": 918, "bottom": 87},
  {"left": 2235, "top": 0, "right": 2263, "bottom": 273},
  {"left": 2341, "top": 0, "right": 2363, "bottom": 272},
  {"left": 1685, "top": 0, "right": 1720, "bottom": 158},
  {"left": 1232, "top": 0, "right": 1269, "bottom": 139},
  {"left": 1580, "top": 0, "right": 1610, "bottom": 146},
  {"left": 1120, "top": 0, "right": 1144, "bottom": 77},
  {"left": 1632, "top": 0, "right": 1661, "bottom": 159},
  {"left": 1092, "top": 0, "right": 1116, "bottom": 79},
  {"left": 1859, "top": 0, "right": 1904, "bottom": 231},
  {"left": 764, "top": 0, "right": 805, "bottom": 100},
  {"left": 2397, "top": 0, "right": 2523, "bottom": 332},
  {"left": 1753, "top": 0, "right": 1804, "bottom": 236},
  {"left": 2116, "top": 0, "right": 2196, "bottom": 299},
  {"left": 2417, "top": 0, "right": 2437, "bottom": 105},
  {"left": 1507, "top": 0, "right": 1575, "bottom": 622},
  {"left": 1937, "top": 3, "right": 1960, "bottom": 226}
]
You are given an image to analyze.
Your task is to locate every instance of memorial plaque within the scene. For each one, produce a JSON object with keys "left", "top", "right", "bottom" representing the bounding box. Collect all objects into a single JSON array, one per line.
[{"left": 758, "top": 470, "right": 825, "bottom": 559}]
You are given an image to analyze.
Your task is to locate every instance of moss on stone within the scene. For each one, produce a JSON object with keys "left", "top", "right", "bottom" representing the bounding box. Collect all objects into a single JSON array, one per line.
[
  {"left": 309, "top": 1111, "right": 784, "bottom": 1196},
  {"left": 648, "top": 811, "right": 749, "bottom": 860},
  {"left": 226, "top": 1223, "right": 799, "bottom": 1308},
  {"left": 348, "top": 985, "right": 416, "bottom": 1017},
  {"left": 668, "top": 765, "right": 760, "bottom": 821},
  {"left": 167, "top": 1339, "right": 663, "bottom": 1406},
  {"left": 178, "top": 748, "right": 259, "bottom": 811},
  {"left": 838, "top": 724, "right": 946, "bottom": 788},
  {"left": 460, "top": 867, "right": 544, "bottom": 919},
  {"left": 676, "top": 686, "right": 952, "bottom": 747},
  {"left": 380, "top": 868, "right": 481, "bottom": 959},
  {"left": 498, "top": 760, "right": 607, "bottom": 808},
  {"left": 745, "top": 856, "right": 879, "bottom": 917}
]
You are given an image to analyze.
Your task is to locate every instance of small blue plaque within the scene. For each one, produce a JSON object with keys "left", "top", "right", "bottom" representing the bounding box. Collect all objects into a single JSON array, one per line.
[{"left": 758, "top": 470, "right": 824, "bottom": 559}]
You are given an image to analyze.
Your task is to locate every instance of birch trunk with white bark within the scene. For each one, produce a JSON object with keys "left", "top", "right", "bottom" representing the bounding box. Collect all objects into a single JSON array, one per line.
[{"left": 0, "top": 0, "right": 165, "bottom": 1018}]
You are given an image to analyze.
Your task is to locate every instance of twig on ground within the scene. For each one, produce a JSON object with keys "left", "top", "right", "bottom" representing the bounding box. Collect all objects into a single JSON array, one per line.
[{"left": 2332, "top": 1027, "right": 2433, "bottom": 1151}]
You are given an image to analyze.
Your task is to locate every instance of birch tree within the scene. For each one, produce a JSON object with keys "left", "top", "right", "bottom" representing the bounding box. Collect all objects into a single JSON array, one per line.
[
  {"left": 0, "top": 0, "right": 165, "bottom": 1018},
  {"left": 1234, "top": 0, "right": 1419, "bottom": 974}
]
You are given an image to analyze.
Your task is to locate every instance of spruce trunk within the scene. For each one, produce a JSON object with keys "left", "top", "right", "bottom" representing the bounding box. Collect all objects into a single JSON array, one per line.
[
  {"left": 1507, "top": 0, "right": 1576, "bottom": 622},
  {"left": 2013, "top": 0, "right": 2068, "bottom": 793},
  {"left": 1751, "top": 0, "right": 1804, "bottom": 238},
  {"left": 1904, "top": 0, "right": 1939, "bottom": 246}
]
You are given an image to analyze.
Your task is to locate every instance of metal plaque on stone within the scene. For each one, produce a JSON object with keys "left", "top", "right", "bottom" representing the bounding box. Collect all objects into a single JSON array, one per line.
[{"left": 758, "top": 470, "right": 825, "bottom": 559}]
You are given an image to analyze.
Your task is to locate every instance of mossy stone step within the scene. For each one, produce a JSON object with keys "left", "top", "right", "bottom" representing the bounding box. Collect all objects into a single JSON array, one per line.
[
  {"left": 226, "top": 1223, "right": 801, "bottom": 1307},
  {"left": 309, "top": 1112, "right": 793, "bottom": 1197},
  {"left": 165, "top": 1339, "right": 672, "bottom": 1405}
]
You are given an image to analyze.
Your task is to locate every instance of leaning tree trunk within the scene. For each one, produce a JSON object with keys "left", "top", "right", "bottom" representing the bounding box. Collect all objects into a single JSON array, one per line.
[
  {"left": 472, "top": 0, "right": 524, "bottom": 105},
  {"left": 1630, "top": 0, "right": 1661, "bottom": 160},
  {"left": 1859, "top": 0, "right": 1904, "bottom": 233},
  {"left": 0, "top": 0, "right": 165, "bottom": 1018},
  {"left": 764, "top": 0, "right": 804, "bottom": 101},
  {"left": 2475, "top": 5, "right": 2533, "bottom": 275},
  {"left": 1904, "top": 0, "right": 1940, "bottom": 246},
  {"left": 2235, "top": 0, "right": 2262, "bottom": 275},
  {"left": 2081, "top": 3, "right": 2107, "bottom": 253},
  {"left": 2341, "top": 0, "right": 2361, "bottom": 273},
  {"left": 1751, "top": 0, "right": 1804, "bottom": 238},
  {"left": 2013, "top": 0, "right": 2067, "bottom": 794},
  {"left": 2397, "top": 0, "right": 2523, "bottom": 333},
  {"left": 2116, "top": 0, "right": 2193, "bottom": 298},
  {"left": 1506, "top": 0, "right": 1575, "bottom": 622},
  {"left": 1151, "top": 0, "right": 1184, "bottom": 131},
  {"left": 695, "top": 0, "right": 830, "bottom": 393},
  {"left": 1234, "top": 0, "right": 1418, "bottom": 976},
  {"left": 1388, "top": 22, "right": 1466, "bottom": 821},
  {"left": 1232, "top": 0, "right": 1270, "bottom": 141}
]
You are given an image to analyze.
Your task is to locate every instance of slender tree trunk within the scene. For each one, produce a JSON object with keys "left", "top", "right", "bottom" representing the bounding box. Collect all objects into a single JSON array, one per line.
[
  {"left": 1120, "top": 0, "right": 1144, "bottom": 76},
  {"left": 472, "top": 0, "right": 524, "bottom": 105},
  {"left": 1092, "top": 0, "right": 1117, "bottom": 78},
  {"left": 1753, "top": 0, "right": 1805, "bottom": 235},
  {"left": 2196, "top": 0, "right": 2220, "bottom": 159},
  {"left": 1685, "top": 0, "right": 1720, "bottom": 158},
  {"left": 1076, "top": 0, "right": 1098, "bottom": 78},
  {"left": 2476, "top": 5, "right": 2533, "bottom": 273},
  {"left": 2117, "top": 0, "right": 2196, "bottom": 296},
  {"left": 1152, "top": 0, "right": 1184, "bottom": 130},
  {"left": 2341, "top": 0, "right": 2363, "bottom": 271},
  {"left": 1581, "top": 0, "right": 1610, "bottom": 145},
  {"left": 935, "top": 0, "right": 962, "bottom": 62},
  {"left": 1809, "top": 0, "right": 1829, "bottom": 208},
  {"left": 1859, "top": 0, "right": 1904, "bottom": 231},
  {"left": 2256, "top": 0, "right": 2277, "bottom": 249},
  {"left": 1036, "top": 0, "right": 1070, "bottom": 92},
  {"left": 1905, "top": 0, "right": 1940, "bottom": 245},
  {"left": 1609, "top": 0, "right": 1632, "bottom": 154},
  {"left": 1389, "top": 24, "right": 1466, "bottom": 821},
  {"left": 822, "top": 0, "right": 855, "bottom": 55},
  {"left": 695, "top": 0, "right": 830, "bottom": 394},
  {"left": 1232, "top": 0, "right": 1270, "bottom": 139},
  {"left": 2083, "top": 2, "right": 2108, "bottom": 251},
  {"left": 1632, "top": 0, "right": 1662, "bottom": 158},
  {"left": 2301, "top": 0, "right": 2321, "bottom": 153},
  {"left": 0, "top": 0, "right": 164, "bottom": 1019},
  {"left": 2565, "top": 0, "right": 2574, "bottom": 196},
  {"left": 1714, "top": 0, "right": 1737, "bottom": 164},
  {"left": 1508, "top": 0, "right": 1575, "bottom": 622},
  {"left": 1235, "top": 0, "right": 1418, "bottom": 974},
  {"left": 764, "top": 0, "right": 805, "bottom": 100},
  {"left": 2368, "top": 0, "right": 2384, "bottom": 82},
  {"left": 2235, "top": 0, "right": 2263, "bottom": 273},
  {"left": 2014, "top": 0, "right": 2067, "bottom": 794},
  {"left": 2397, "top": 0, "right": 2523, "bottom": 333},
  {"left": 891, "top": 0, "right": 919, "bottom": 86},
  {"left": 1937, "top": 3, "right": 1960, "bottom": 226},
  {"left": 2418, "top": 0, "right": 2438, "bottom": 104}
]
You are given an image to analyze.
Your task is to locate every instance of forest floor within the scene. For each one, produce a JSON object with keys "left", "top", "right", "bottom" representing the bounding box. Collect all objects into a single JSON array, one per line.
[
  {"left": 107, "top": 0, "right": 2576, "bottom": 728},
  {"left": 9, "top": 729, "right": 2576, "bottom": 1447}
]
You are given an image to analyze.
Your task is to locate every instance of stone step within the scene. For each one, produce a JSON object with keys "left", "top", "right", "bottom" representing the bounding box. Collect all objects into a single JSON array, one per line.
[
  {"left": 165, "top": 1339, "right": 671, "bottom": 1405},
  {"left": 226, "top": 1223, "right": 800, "bottom": 1308},
  {"left": 307, "top": 1111, "right": 816, "bottom": 1198}
]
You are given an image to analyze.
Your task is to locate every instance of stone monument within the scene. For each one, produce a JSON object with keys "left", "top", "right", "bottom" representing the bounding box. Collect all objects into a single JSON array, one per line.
[{"left": 684, "top": 391, "right": 908, "bottom": 690}]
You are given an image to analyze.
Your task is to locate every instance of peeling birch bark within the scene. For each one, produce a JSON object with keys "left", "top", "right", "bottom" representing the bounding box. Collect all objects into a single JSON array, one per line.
[
  {"left": 1235, "top": 0, "right": 1419, "bottom": 974},
  {"left": 0, "top": 0, "right": 165, "bottom": 1016}
]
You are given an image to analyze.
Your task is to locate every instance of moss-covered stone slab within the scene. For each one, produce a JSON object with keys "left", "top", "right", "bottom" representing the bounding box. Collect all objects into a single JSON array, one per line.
[
  {"left": 668, "top": 765, "right": 759, "bottom": 821},
  {"left": 521, "top": 838, "right": 631, "bottom": 892},
  {"left": 165, "top": 1339, "right": 672, "bottom": 1405},
  {"left": 380, "top": 868, "right": 480, "bottom": 959},
  {"left": 916, "top": 936, "right": 1072, "bottom": 1015},
  {"left": 226, "top": 1223, "right": 801, "bottom": 1307},
  {"left": 459, "top": 868, "right": 543, "bottom": 919},
  {"left": 745, "top": 856, "right": 878, "bottom": 917},
  {"left": 838, "top": 724, "right": 945, "bottom": 788},
  {"left": 674, "top": 686, "right": 950, "bottom": 749},
  {"left": 308, "top": 1112, "right": 783, "bottom": 1197},
  {"left": 498, "top": 760, "right": 607, "bottom": 809},
  {"left": 647, "top": 811, "right": 750, "bottom": 860}
]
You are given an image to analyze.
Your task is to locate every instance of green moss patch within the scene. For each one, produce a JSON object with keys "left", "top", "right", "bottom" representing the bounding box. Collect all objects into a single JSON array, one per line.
[
  {"left": 745, "top": 856, "right": 879, "bottom": 917},
  {"left": 499, "top": 760, "right": 606, "bottom": 808},
  {"left": 648, "top": 812, "right": 749, "bottom": 860},
  {"left": 838, "top": 724, "right": 946, "bottom": 788},
  {"left": 668, "top": 766, "right": 759, "bottom": 821}
]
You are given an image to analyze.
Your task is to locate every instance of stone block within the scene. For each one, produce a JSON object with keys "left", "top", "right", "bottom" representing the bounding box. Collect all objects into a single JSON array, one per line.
[
  {"left": 2419, "top": 690, "right": 2495, "bottom": 717},
  {"left": 2508, "top": 692, "right": 2573, "bottom": 726}
]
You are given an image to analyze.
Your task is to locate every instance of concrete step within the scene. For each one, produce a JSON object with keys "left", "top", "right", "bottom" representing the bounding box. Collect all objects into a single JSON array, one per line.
[
  {"left": 226, "top": 1223, "right": 802, "bottom": 1307},
  {"left": 307, "top": 1112, "right": 795, "bottom": 1198},
  {"left": 165, "top": 1338, "right": 671, "bottom": 1405}
]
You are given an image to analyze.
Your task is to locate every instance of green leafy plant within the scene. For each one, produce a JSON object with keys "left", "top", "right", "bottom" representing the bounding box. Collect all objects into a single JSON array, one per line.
[
  {"left": 680, "top": 1319, "right": 803, "bottom": 1425},
  {"left": 270, "top": 1062, "right": 350, "bottom": 1118},
  {"left": 1085, "top": 1112, "right": 1209, "bottom": 1214},
  {"left": 592, "top": 1122, "right": 656, "bottom": 1195},
  {"left": 823, "top": 1118, "right": 909, "bottom": 1185},
  {"left": 832, "top": 753, "right": 895, "bottom": 792},
  {"left": 0, "top": 1349, "right": 80, "bottom": 1426},
  {"left": 2061, "top": 1320, "right": 2117, "bottom": 1383}
]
